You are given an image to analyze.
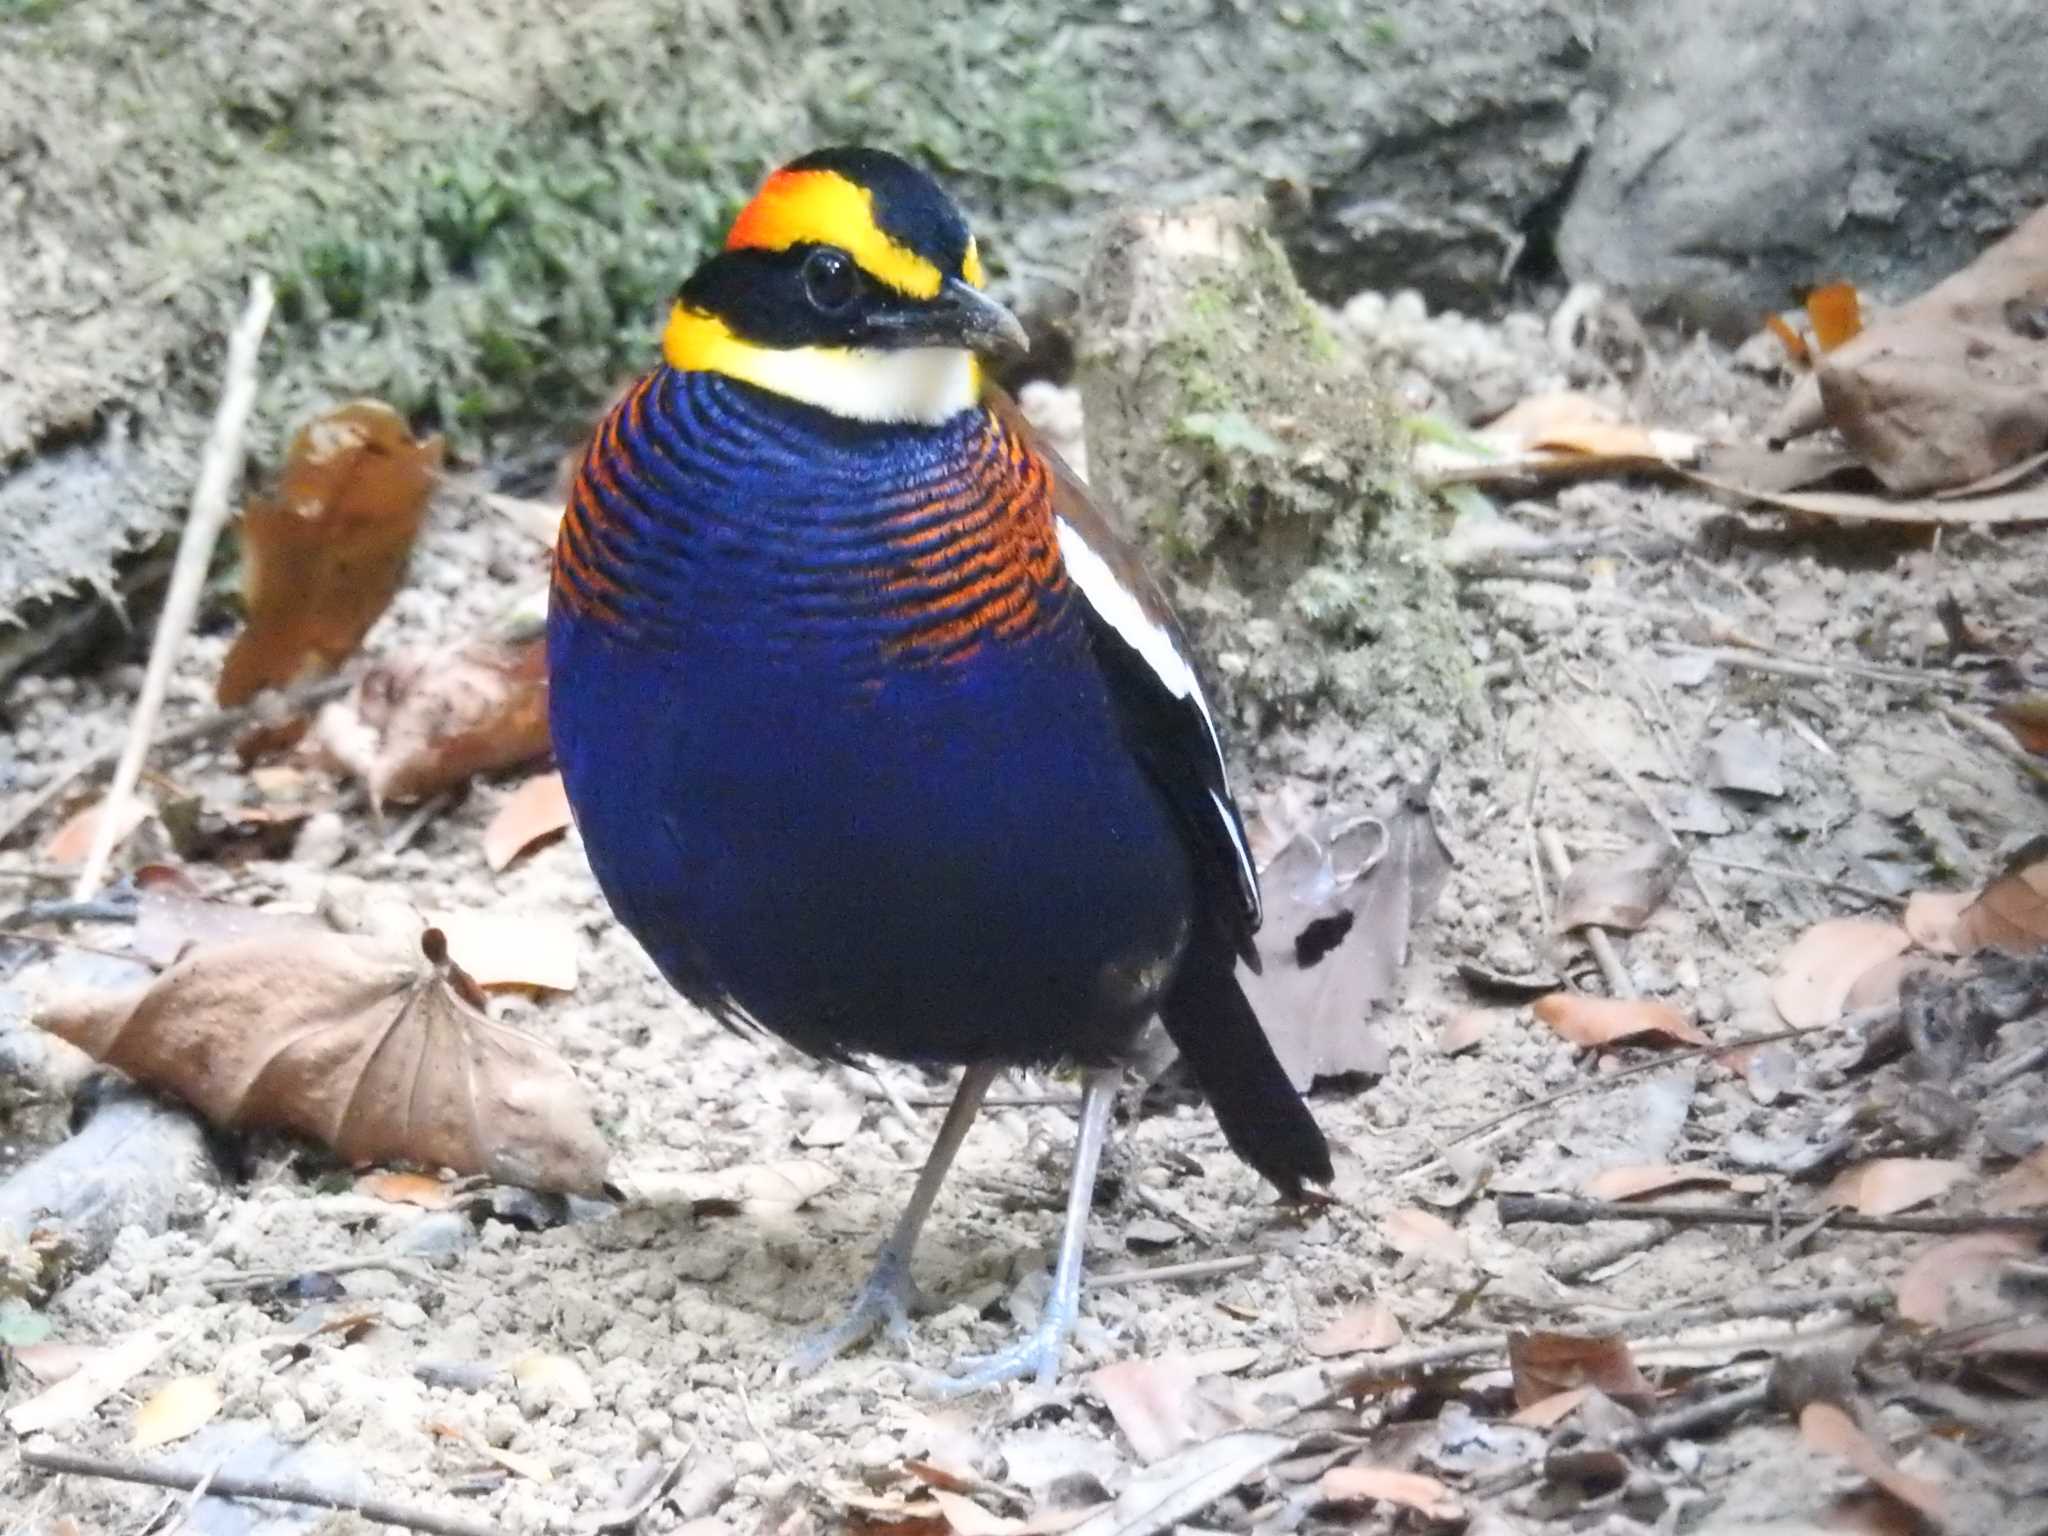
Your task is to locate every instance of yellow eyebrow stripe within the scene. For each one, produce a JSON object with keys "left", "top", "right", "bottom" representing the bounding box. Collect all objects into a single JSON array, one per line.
[{"left": 726, "top": 169, "right": 946, "bottom": 300}]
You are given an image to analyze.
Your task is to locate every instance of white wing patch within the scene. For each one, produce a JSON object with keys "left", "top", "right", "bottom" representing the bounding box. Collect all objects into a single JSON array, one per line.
[{"left": 1055, "top": 514, "right": 1260, "bottom": 921}]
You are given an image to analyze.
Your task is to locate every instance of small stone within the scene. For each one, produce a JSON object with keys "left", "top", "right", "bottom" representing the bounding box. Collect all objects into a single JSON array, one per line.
[
  {"left": 396, "top": 1212, "right": 475, "bottom": 1259},
  {"left": 1122, "top": 1218, "right": 1183, "bottom": 1251}
]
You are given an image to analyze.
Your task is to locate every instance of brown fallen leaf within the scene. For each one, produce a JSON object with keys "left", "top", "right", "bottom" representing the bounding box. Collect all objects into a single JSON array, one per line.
[
  {"left": 36, "top": 921, "right": 609, "bottom": 1194},
  {"left": 1806, "top": 281, "right": 1864, "bottom": 353},
  {"left": 1380, "top": 1207, "right": 1468, "bottom": 1265},
  {"left": 315, "top": 629, "right": 549, "bottom": 808},
  {"left": 1798, "top": 1402, "right": 1945, "bottom": 1520},
  {"left": 132, "top": 877, "right": 325, "bottom": 968},
  {"left": 132, "top": 1375, "right": 223, "bottom": 1450},
  {"left": 1532, "top": 993, "right": 1708, "bottom": 1049},
  {"left": 1304, "top": 1301, "right": 1403, "bottom": 1358},
  {"left": 1903, "top": 890, "right": 1973, "bottom": 955},
  {"left": 5, "top": 1327, "right": 176, "bottom": 1434},
  {"left": 930, "top": 1489, "right": 1024, "bottom": 1536},
  {"left": 1509, "top": 1386, "right": 1590, "bottom": 1428},
  {"left": 1771, "top": 919, "right": 1912, "bottom": 1028},
  {"left": 1319, "top": 1465, "right": 1463, "bottom": 1522},
  {"left": 484, "top": 771, "right": 572, "bottom": 872},
  {"left": 1087, "top": 1355, "right": 1232, "bottom": 1464},
  {"left": 430, "top": 909, "right": 579, "bottom": 993},
  {"left": 1990, "top": 694, "right": 2048, "bottom": 755},
  {"left": 42, "top": 796, "right": 151, "bottom": 867},
  {"left": 355, "top": 1170, "right": 459, "bottom": 1209},
  {"left": 219, "top": 401, "right": 443, "bottom": 707},
  {"left": 1823, "top": 1158, "right": 1969, "bottom": 1217},
  {"left": 1988, "top": 1145, "right": 2048, "bottom": 1211},
  {"left": 1555, "top": 839, "right": 1683, "bottom": 934},
  {"left": 1896, "top": 1233, "right": 2032, "bottom": 1328},
  {"left": 1508, "top": 1331, "right": 1653, "bottom": 1409},
  {"left": 1579, "top": 1163, "right": 1732, "bottom": 1201},
  {"left": 1437, "top": 1010, "right": 1492, "bottom": 1055},
  {"left": 1239, "top": 781, "right": 1453, "bottom": 1089},
  {"left": 1953, "top": 839, "right": 2048, "bottom": 954}
]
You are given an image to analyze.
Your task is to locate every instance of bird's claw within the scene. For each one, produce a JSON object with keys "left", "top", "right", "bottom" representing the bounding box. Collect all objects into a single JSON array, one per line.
[
  {"left": 789, "top": 1246, "right": 926, "bottom": 1373},
  {"left": 904, "top": 1293, "right": 1079, "bottom": 1397}
]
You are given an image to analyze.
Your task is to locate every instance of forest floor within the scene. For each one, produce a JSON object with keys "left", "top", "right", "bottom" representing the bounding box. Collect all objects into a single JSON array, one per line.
[{"left": 1, "top": 287, "right": 2045, "bottom": 1536}]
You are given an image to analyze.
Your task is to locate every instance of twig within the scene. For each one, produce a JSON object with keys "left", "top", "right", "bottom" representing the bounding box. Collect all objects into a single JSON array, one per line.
[
  {"left": 1662, "top": 642, "right": 1969, "bottom": 694},
  {"left": 19, "top": 1445, "right": 505, "bottom": 1536},
  {"left": 1521, "top": 745, "right": 1549, "bottom": 931},
  {"left": 1549, "top": 1224, "right": 1673, "bottom": 1284},
  {"left": 1690, "top": 854, "right": 1907, "bottom": 908},
  {"left": 1475, "top": 1380, "right": 1773, "bottom": 1497},
  {"left": 1395, "top": 1024, "right": 1822, "bottom": 1178},
  {"left": 848, "top": 1064, "right": 928, "bottom": 1152},
  {"left": 71, "top": 275, "right": 275, "bottom": 900},
  {"left": 159, "top": 1449, "right": 235, "bottom": 1536},
  {"left": 197, "top": 1253, "right": 447, "bottom": 1291},
  {"left": 732, "top": 1368, "right": 787, "bottom": 1477},
  {"left": 1929, "top": 698, "right": 2048, "bottom": 788},
  {"left": 1497, "top": 1195, "right": 2048, "bottom": 1236},
  {"left": 1454, "top": 562, "right": 1593, "bottom": 589},
  {"left": 1093, "top": 1253, "right": 1259, "bottom": 1289},
  {"left": 590, "top": 1448, "right": 693, "bottom": 1535},
  {"left": 1130, "top": 1183, "right": 1218, "bottom": 1245},
  {"left": 1537, "top": 828, "right": 1631, "bottom": 995}
]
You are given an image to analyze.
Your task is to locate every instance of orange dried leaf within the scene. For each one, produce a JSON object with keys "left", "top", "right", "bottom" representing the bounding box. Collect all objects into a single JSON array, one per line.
[
  {"left": 34, "top": 922, "right": 608, "bottom": 1194},
  {"left": 315, "top": 632, "right": 549, "bottom": 807},
  {"left": 1896, "top": 1233, "right": 2031, "bottom": 1327},
  {"left": 218, "top": 401, "right": 443, "bottom": 707},
  {"left": 1823, "top": 1158, "right": 1969, "bottom": 1217},
  {"left": 41, "top": 796, "right": 150, "bottom": 867},
  {"left": 1381, "top": 1207, "right": 1468, "bottom": 1264},
  {"left": 1954, "top": 850, "right": 2048, "bottom": 954},
  {"left": 1805, "top": 281, "right": 1864, "bottom": 353},
  {"left": 1580, "top": 1163, "right": 1731, "bottom": 1201},
  {"left": 131, "top": 1375, "right": 222, "bottom": 1451},
  {"left": 429, "top": 909, "right": 579, "bottom": 993},
  {"left": 1771, "top": 919, "right": 1911, "bottom": 1027},
  {"left": 1765, "top": 311, "right": 1813, "bottom": 367},
  {"left": 1508, "top": 1331, "right": 1653, "bottom": 1408},
  {"left": 1902, "top": 891, "right": 1972, "bottom": 955},
  {"left": 1319, "top": 1466, "right": 1463, "bottom": 1522},
  {"left": 1305, "top": 1301, "right": 1403, "bottom": 1358},
  {"left": 355, "top": 1170, "right": 459, "bottom": 1209},
  {"left": 1990, "top": 694, "right": 2048, "bottom": 755},
  {"left": 1510, "top": 1386, "right": 1590, "bottom": 1428},
  {"left": 1798, "top": 1403, "right": 1944, "bottom": 1519},
  {"left": 483, "top": 771, "right": 572, "bottom": 872},
  {"left": 1532, "top": 993, "right": 1707, "bottom": 1049}
]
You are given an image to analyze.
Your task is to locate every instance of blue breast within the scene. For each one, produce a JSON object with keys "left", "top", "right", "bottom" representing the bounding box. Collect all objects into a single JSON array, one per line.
[{"left": 547, "top": 369, "right": 1194, "bottom": 1065}]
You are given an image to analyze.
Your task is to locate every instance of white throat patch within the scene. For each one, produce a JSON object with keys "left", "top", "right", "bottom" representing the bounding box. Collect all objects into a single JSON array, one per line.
[{"left": 740, "top": 345, "right": 980, "bottom": 424}]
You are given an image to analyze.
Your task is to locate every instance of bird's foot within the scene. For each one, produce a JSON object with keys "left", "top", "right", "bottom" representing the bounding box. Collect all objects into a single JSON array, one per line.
[
  {"left": 906, "top": 1289, "right": 1079, "bottom": 1397},
  {"left": 789, "top": 1246, "right": 926, "bottom": 1373}
]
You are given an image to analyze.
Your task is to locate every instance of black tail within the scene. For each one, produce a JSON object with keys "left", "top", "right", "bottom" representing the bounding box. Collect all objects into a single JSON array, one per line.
[{"left": 1160, "top": 926, "right": 1333, "bottom": 1200}]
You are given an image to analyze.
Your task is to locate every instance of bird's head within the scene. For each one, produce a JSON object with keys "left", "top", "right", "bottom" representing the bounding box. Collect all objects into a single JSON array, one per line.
[{"left": 663, "top": 147, "right": 1027, "bottom": 425}]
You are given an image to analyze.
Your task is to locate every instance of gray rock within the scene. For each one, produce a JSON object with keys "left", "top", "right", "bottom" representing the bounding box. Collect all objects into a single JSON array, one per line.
[{"left": 1557, "top": 0, "right": 2048, "bottom": 337}]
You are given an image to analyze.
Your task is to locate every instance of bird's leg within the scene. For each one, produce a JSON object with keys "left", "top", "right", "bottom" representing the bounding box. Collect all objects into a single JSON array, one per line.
[
  {"left": 790, "top": 1061, "right": 997, "bottom": 1372},
  {"left": 918, "top": 1064, "right": 1120, "bottom": 1395}
]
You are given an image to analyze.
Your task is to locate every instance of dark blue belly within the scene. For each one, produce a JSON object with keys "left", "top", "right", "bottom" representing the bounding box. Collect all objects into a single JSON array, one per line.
[{"left": 548, "top": 612, "right": 1194, "bottom": 1064}]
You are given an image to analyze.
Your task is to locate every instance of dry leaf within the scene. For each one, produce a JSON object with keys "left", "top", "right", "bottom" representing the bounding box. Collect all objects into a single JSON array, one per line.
[
  {"left": 1240, "top": 782, "right": 1453, "bottom": 1089},
  {"left": 484, "top": 771, "right": 572, "bottom": 872},
  {"left": 1798, "top": 1402, "right": 1945, "bottom": 1519},
  {"left": 1319, "top": 1465, "right": 1463, "bottom": 1522},
  {"left": 1954, "top": 843, "right": 2048, "bottom": 954},
  {"left": 1988, "top": 1145, "right": 2048, "bottom": 1211},
  {"left": 1579, "top": 1163, "right": 1731, "bottom": 1201},
  {"left": 1087, "top": 1355, "right": 1232, "bottom": 1463},
  {"left": 1509, "top": 1386, "right": 1590, "bottom": 1428},
  {"left": 1806, "top": 281, "right": 1864, "bottom": 353},
  {"left": 10, "top": 1342, "right": 97, "bottom": 1387},
  {"left": 1508, "top": 1331, "right": 1653, "bottom": 1408},
  {"left": 1532, "top": 993, "right": 1708, "bottom": 1049},
  {"left": 1903, "top": 890, "right": 1973, "bottom": 955},
  {"left": 219, "top": 401, "right": 443, "bottom": 706},
  {"left": 611, "top": 1157, "right": 837, "bottom": 1216},
  {"left": 1896, "top": 1233, "right": 2032, "bottom": 1327},
  {"left": 315, "top": 630, "right": 549, "bottom": 808},
  {"left": 930, "top": 1490, "right": 1023, "bottom": 1536},
  {"left": 1771, "top": 920, "right": 1912, "bottom": 1028},
  {"left": 42, "top": 796, "right": 150, "bottom": 867},
  {"left": 1556, "top": 839, "right": 1683, "bottom": 933},
  {"left": 430, "top": 909, "right": 579, "bottom": 992},
  {"left": 1823, "top": 1158, "right": 1969, "bottom": 1217},
  {"left": 1438, "top": 1010, "right": 1492, "bottom": 1055},
  {"left": 1703, "top": 720, "right": 1785, "bottom": 798},
  {"left": 1766, "top": 310, "right": 1813, "bottom": 367},
  {"left": 1066, "top": 1431, "right": 1292, "bottom": 1536},
  {"left": 512, "top": 1352, "right": 597, "bottom": 1412},
  {"left": 1305, "top": 1301, "right": 1403, "bottom": 1358},
  {"left": 1990, "top": 694, "right": 2048, "bottom": 755},
  {"left": 5, "top": 1327, "right": 175, "bottom": 1434},
  {"left": 1381, "top": 1207, "right": 1468, "bottom": 1264},
  {"left": 132, "top": 1375, "right": 222, "bottom": 1450},
  {"left": 355, "top": 1170, "right": 459, "bottom": 1209},
  {"left": 36, "top": 921, "right": 609, "bottom": 1194},
  {"left": 132, "top": 870, "right": 326, "bottom": 967}
]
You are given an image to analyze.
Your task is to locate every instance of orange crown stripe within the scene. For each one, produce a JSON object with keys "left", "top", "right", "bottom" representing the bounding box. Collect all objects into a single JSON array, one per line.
[{"left": 726, "top": 169, "right": 946, "bottom": 300}]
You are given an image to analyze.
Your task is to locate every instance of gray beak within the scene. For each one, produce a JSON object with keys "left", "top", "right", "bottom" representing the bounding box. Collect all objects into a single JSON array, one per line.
[{"left": 872, "top": 276, "right": 1029, "bottom": 358}]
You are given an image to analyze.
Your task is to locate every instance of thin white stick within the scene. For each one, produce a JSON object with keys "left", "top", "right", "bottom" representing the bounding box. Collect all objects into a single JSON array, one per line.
[{"left": 72, "top": 275, "right": 275, "bottom": 900}]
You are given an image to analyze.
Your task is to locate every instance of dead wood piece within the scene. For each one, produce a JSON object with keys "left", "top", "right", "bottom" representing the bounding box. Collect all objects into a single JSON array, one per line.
[{"left": 1498, "top": 1195, "right": 2048, "bottom": 1236}]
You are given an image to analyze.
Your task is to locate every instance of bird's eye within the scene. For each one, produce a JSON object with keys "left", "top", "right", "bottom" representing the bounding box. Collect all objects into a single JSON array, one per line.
[{"left": 802, "top": 248, "right": 859, "bottom": 314}]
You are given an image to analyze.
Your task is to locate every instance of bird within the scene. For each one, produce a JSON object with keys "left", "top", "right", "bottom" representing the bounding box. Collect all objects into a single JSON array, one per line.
[{"left": 547, "top": 146, "right": 1331, "bottom": 1391}]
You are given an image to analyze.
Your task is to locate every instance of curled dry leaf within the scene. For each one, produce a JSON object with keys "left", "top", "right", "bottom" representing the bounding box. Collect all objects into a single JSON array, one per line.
[
  {"left": 1798, "top": 1403, "right": 1945, "bottom": 1520},
  {"left": 132, "top": 1375, "right": 223, "bottom": 1450},
  {"left": 1823, "top": 1158, "right": 1969, "bottom": 1217},
  {"left": 1771, "top": 919, "right": 1912, "bottom": 1028},
  {"left": 219, "top": 401, "right": 443, "bottom": 706},
  {"left": 484, "top": 771, "right": 573, "bottom": 872},
  {"left": 1319, "top": 1466, "right": 1463, "bottom": 1523},
  {"left": 1579, "top": 1163, "right": 1731, "bottom": 1201},
  {"left": 5, "top": 1327, "right": 175, "bottom": 1434},
  {"left": 315, "top": 630, "right": 549, "bottom": 808},
  {"left": 1896, "top": 1233, "right": 2032, "bottom": 1327},
  {"left": 1381, "top": 1207, "right": 1468, "bottom": 1264},
  {"left": 1533, "top": 993, "right": 1708, "bottom": 1049},
  {"left": 1903, "top": 890, "right": 1973, "bottom": 955},
  {"left": 1953, "top": 842, "right": 2048, "bottom": 954},
  {"left": 1508, "top": 1331, "right": 1653, "bottom": 1408},
  {"left": 35, "top": 921, "right": 609, "bottom": 1195},
  {"left": 1556, "top": 839, "right": 1684, "bottom": 933},
  {"left": 1305, "top": 1301, "right": 1403, "bottom": 1358}
]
